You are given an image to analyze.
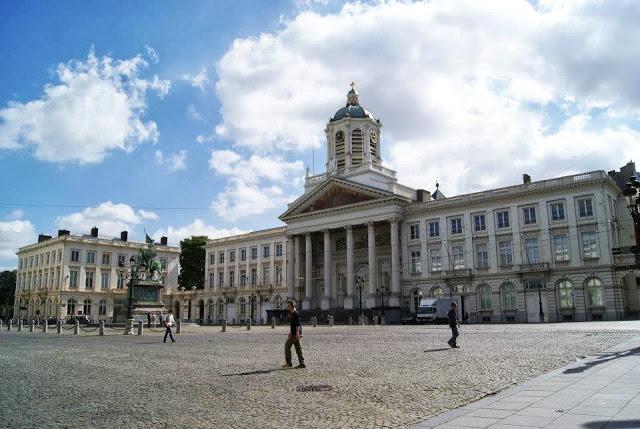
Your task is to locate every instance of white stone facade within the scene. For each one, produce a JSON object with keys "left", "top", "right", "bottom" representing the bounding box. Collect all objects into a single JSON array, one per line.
[{"left": 13, "top": 230, "right": 179, "bottom": 322}]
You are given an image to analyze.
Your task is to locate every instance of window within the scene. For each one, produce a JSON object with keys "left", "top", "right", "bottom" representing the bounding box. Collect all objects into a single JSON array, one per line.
[
  {"left": 525, "top": 279, "right": 545, "bottom": 290},
  {"left": 117, "top": 254, "right": 126, "bottom": 267},
  {"left": 101, "top": 273, "right": 109, "bottom": 290},
  {"left": 428, "top": 221, "right": 440, "bottom": 237},
  {"left": 275, "top": 243, "right": 283, "bottom": 257},
  {"left": 69, "top": 270, "right": 78, "bottom": 288},
  {"left": 430, "top": 287, "right": 443, "bottom": 298},
  {"left": 240, "top": 269, "right": 247, "bottom": 286},
  {"left": 218, "top": 252, "right": 225, "bottom": 264},
  {"left": 86, "top": 251, "right": 96, "bottom": 264},
  {"left": 501, "top": 283, "right": 516, "bottom": 309},
  {"left": 85, "top": 272, "right": 94, "bottom": 288},
  {"left": 99, "top": 300, "right": 107, "bottom": 316},
  {"left": 44, "top": 273, "right": 49, "bottom": 289},
  {"left": 45, "top": 252, "right": 50, "bottom": 265},
  {"left": 117, "top": 273, "right": 125, "bottom": 289},
  {"left": 475, "top": 243, "right": 488, "bottom": 268},
  {"left": 229, "top": 250, "right": 235, "bottom": 263},
  {"left": 67, "top": 298, "right": 77, "bottom": 315},
  {"left": 29, "top": 256, "right": 33, "bottom": 268},
  {"left": 523, "top": 207, "right": 537, "bottom": 225},
  {"left": 409, "top": 223, "right": 420, "bottom": 240},
  {"left": 553, "top": 234, "right": 569, "bottom": 261},
  {"left": 452, "top": 245, "right": 465, "bottom": 269},
  {"left": 524, "top": 237, "right": 540, "bottom": 263},
  {"left": 160, "top": 258, "right": 167, "bottom": 269},
  {"left": 262, "top": 267, "right": 270, "bottom": 283},
  {"left": 450, "top": 218, "right": 463, "bottom": 235},
  {"left": 430, "top": 249, "right": 442, "bottom": 272},
  {"left": 578, "top": 198, "right": 594, "bottom": 218},
  {"left": 557, "top": 279, "right": 574, "bottom": 308},
  {"left": 58, "top": 249, "right": 62, "bottom": 263},
  {"left": 251, "top": 268, "right": 257, "bottom": 285},
  {"left": 496, "top": 211, "right": 510, "bottom": 228},
  {"left": 35, "top": 255, "right": 39, "bottom": 267},
  {"left": 585, "top": 278, "right": 604, "bottom": 307},
  {"left": 239, "top": 298, "right": 247, "bottom": 316},
  {"left": 551, "top": 202, "right": 565, "bottom": 221},
  {"left": 229, "top": 270, "right": 235, "bottom": 287},
  {"left": 101, "top": 253, "right": 111, "bottom": 265},
  {"left": 410, "top": 251, "right": 422, "bottom": 274},
  {"left": 251, "top": 247, "right": 258, "bottom": 260},
  {"left": 581, "top": 231, "right": 599, "bottom": 259},
  {"left": 498, "top": 240, "right": 513, "bottom": 266},
  {"left": 262, "top": 245, "right": 270, "bottom": 259},
  {"left": 209, "top": 253, "right": 215, "bottom": 265},
  {"left": 218, "top": 272, "right": 224, "bottom": 288},
  {"left": 478, "top": 284, "right": 492, "bottom": 310},
  {"left": 83, "top": 299, "right": 91, "bottom": 316},
  {"left": 71, "top": 250, "right": 80, "bottom": 262},
  {"left": 209, "top": 273, "right": 215, "bottom": 288},
  {"left": 473, "top": 214, "right": 486, "bottom": 232},
  {"left": 240, "top": 248, "right": 247, "bottom": 261}
]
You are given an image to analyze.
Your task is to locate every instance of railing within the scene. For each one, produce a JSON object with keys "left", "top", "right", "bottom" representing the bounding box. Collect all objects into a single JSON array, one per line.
[
  {"left": 443, "top": 269, "right": 472, "bottom": 278},
  {"left": 517, "top": 262, "right": 550, "bottom": 272}
]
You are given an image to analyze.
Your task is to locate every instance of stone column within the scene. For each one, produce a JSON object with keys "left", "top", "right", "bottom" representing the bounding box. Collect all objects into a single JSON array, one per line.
[
  {"left": 286, "top": 236, "right": 295, "bottom": 298},
  {"left": 389, "top": 218, "right": 401, "bottom": 307},
  {"left": 344, "top": 225, "right": 355, "bottom": 309},
  {"left": 366, "top": 222, "right": 377, "bottom": 308},
  {"left": 235, "top": 247, "right": 240, "bottom": 288},
  {"left": 294, "top": 236, "right": 301, "bottom": 301},
  {"left": 321, "top": 230, "right": 332, "bottom": 310},
  {"left": 303, "top": 233, "right": 313, "bottom": 310}
]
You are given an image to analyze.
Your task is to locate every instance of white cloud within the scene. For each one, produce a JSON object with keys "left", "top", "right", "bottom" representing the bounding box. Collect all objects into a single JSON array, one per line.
[
  {"left": 152, "top": 218, "right": 246, "bottom": 245},
  {"left": 0, "top": 219, "right": 36, "bottom": 260},
  {"left": 209, "top": 149, "right": 303, "bottom": 184},
  {"left": 55, "top": 202, "right": 158, "bottom": 237},
  {"left": 214, "top": 0, "right": 640, "bottom": 195},
  {"left": 182, "top": 68, "right": 209, "bottom": 91},
  {"left": 5, "top": 210, "right": 24, "bottom": 221},
  {"left": 145, "top": 45, "right": 159, "bottom": 64},
  {"left": 187, "top": 104, "right": 204, "bottom": 121},
  {"left": 155, "top": 149, "right": 187, "bottom": 172},
  {"left": 0, "top": 49, "right": 170, "bottom": 164},
  {"left": 211, "top": 179, "right": 297, "bottom": 222}
]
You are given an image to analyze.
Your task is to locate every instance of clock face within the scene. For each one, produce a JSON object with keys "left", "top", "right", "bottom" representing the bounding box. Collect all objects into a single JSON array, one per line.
[
  {"left": 369, "top": 130, "right": 378, "bottom": 144},
  {"left": 335, "top": 131, "right": 345, "bottom": 143}
]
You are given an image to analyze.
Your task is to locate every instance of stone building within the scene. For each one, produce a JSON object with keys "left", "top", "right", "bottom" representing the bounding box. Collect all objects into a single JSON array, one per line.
[
  {"left": 177, "top": 85, "right": 639, "bottom": 324},
  {"left": 13, "top": 228, "right": 179, "bottom": 322}
]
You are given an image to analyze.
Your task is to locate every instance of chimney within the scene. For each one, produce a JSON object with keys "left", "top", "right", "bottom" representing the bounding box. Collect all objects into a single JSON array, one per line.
[
  {"left": 523, "top": 174, "right": 531, "bottom": 185},
  {"left": 38, "top": 234, "right": 52, "bottom": 243},
  {"left": 416, "top": 189, "right": 424, "bottom": 202},
  {"left": 90, "top": 227, "right": 98, "bottom": 237},
  {"left": 120, "top": 231, "right": 128, "bottom": 242},
  {"left": 424, "top": 191, "right": 431, "bottom": 201},
  {"left": 57, "top": 229, "right": 70, "bottom": 237},
  {"left": 160, "top": 236, "right": 168, "bottom": 246}
]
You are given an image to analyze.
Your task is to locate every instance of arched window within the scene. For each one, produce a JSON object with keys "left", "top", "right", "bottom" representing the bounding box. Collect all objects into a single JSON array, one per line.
[
  {"left": 239, "top": 298, "right": 247, "bottom": 316},
  {"left": 208, "top": 299, "right": 215, "bottom": 320},
  {"left": 83, "top": 299, "right": 92, "bottom": 316},
  {"left": 351, "top": 128, "right": 363, "bottom": 165},
  {"left": 217, "top": 299, "right": 224, "bottom": 317},
  {"left": 478, "top": 284, "right": 492, "bottom": 310},
  {"left": 501, "top": 283, "right": 517, "bottom": 309},
  {"left": 430, "top": 286, "right": 443, "bottom": 298},
  {"left": 586, "top": 278, "right": 604, "bottom": 307},
  {"left": 67, "top": 298, "right": 77, "bottom": 315},
  {"left": 557, "top": 279, "right": 574, "bottom": 308},
  {"left": 99, "top": 300, "right": 107, "bottom": 316},
  {"left": 251, "top": 298, "right": 258, "bottom": 319},
  {"left": 274, "top": 295, "right": 282, "bottom": 310},
  {"left": 412, "top": 289, "right": 422, "bottom": 312}
]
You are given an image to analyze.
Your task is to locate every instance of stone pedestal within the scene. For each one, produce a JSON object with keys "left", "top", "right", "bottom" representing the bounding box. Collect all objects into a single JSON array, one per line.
[
  {"left": 320, "top": 297, "right": 332, "bottom": 310},
  {"left": 343, "top": 296, "right": 354, "bottom": 310},
  {"left": 302, "top": 299, "right": 311, "bottom": 311},
  {"left": 366, "top": 294, "right": 377, "bottom": 309},
  {"left": 123, "top": 319, "right": 135, "bottom": 335}
]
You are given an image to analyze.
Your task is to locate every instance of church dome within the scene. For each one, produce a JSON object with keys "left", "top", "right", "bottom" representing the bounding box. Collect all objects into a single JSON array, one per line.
[{"left": 330, "top": 83, "right": 378, "bottom": 122}]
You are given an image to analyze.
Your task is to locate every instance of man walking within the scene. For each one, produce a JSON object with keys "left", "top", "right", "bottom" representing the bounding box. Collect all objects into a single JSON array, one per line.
[
  {"left": 163, "top": 309, "right": 176, "bottom": 343},
  {"left": 447, "top": 302, "right": 460, "bottom": 348},
  {"left": 282, "top": 299, "right": 305, "bottom": 369}
]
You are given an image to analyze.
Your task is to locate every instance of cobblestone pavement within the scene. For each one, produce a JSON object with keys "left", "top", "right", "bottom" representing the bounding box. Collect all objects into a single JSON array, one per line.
[{"left": 1, "top": 322, "right": 638, "bottom": 429}]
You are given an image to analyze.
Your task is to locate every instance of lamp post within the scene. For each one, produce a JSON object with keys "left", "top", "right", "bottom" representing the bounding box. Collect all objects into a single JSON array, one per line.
[
  {"left": 416, "top": 289, "right": 423, "bottom": 314},
  {"left": 249, "top": 293, "right": 256, "bottom": 322},
  {"left": 376, "top": 273, "right": 391, "bottom": 321},
  {"left": 356, "top": 276, "right": 366, "bottom": 317},
  {"left": 537, "top": 282, "right": 545, "bottom": 322},
  {"left": 623, "top": 175, "right": 640, "bottom": 268}
]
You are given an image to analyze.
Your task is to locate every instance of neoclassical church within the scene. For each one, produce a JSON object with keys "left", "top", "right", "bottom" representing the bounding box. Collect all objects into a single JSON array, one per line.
[{"left": 112, "top": 87, "right": 640, "bottom": 324}]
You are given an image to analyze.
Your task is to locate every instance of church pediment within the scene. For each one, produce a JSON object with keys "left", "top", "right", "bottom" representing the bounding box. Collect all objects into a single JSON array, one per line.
[{"left": 300, "top": 186, "right": 377, "bottom": 213}]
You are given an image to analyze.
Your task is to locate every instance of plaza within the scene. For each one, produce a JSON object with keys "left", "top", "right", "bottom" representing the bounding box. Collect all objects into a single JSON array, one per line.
[{"left": 1, "top": 321, "right": 639, "bottom": 428}]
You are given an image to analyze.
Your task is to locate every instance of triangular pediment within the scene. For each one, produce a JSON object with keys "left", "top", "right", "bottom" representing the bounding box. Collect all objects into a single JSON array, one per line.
[{"left": 280, "top": 178, "right": 393, "bottom": 220}]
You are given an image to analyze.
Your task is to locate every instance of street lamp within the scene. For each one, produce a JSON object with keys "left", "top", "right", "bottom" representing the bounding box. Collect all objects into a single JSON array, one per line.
[
  {"left": 416, "top": 289, "right": 423, "bottom": 314},
  {"left": 249, "top": 293, "right": 256, "bottom": 322},
  {"left": 376, "top": 273, "right": 391, "bottom": 322},
  {"left": 356, "top": 276, "right": 366, "bottom": 317},
  {"left": 623, "top": 175, "right": 640, "bottom": 267}
]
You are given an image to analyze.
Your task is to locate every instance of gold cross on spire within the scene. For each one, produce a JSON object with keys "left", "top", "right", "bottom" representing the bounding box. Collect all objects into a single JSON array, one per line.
[{"left": 350, "top": 81, "right": 356, "bottom": 90}]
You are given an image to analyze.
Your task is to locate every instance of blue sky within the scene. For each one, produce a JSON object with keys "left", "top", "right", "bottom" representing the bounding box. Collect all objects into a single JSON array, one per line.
[{"left": 1, "top": 0, "right": 639, "bottom": 269}]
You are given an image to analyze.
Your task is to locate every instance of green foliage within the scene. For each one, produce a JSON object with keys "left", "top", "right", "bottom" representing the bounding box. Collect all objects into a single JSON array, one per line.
[
  {"left": 178, "top": 236, "right": 207, "bottom": 289},
  {"left": 0, "top": 270, "right": 17, "bottom": 316}
]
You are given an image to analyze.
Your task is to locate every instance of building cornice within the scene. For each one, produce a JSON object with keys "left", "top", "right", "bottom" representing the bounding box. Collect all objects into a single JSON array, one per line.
[
  {"left": 206, "top": 226, "right": 287, "bottom": 247},
  {"left": 18, "top": 235, "right": 179, "bottom": 255}
]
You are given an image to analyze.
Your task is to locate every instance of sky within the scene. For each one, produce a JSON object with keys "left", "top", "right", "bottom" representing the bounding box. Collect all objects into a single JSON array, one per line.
[{"left": 1, "top": 0, "right": 639, "bottom": 270}]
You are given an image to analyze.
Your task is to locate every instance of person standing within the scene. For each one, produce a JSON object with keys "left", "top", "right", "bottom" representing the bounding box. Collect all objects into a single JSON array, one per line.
[
  {"left": 447, "top": 302, "right": 461, "bottom": 348},
  {"left": 282, "top": 299, "right": 305, "bottom": 368},
  {"left": 147, "top": 312, "right": 151, "bottom": 328},
  {"left": 164, "top": 309, "right": 176, "bottom": 343}
]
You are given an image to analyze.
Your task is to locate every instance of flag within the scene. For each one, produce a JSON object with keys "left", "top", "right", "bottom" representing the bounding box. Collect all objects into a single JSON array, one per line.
[{"left": 145, "top": 231, "right": 154, "bottom": 244}]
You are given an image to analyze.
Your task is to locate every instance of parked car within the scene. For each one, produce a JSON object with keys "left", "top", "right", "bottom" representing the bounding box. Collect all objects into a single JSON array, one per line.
[
  {"left": 47, "top": 317, "right": 62, "bottom": 325},
  {"left": 401, "top": 312, "right": 417, "bottom": 325},
  {"left": 66, "top": 315, "right": 91, "bottom": 325}
]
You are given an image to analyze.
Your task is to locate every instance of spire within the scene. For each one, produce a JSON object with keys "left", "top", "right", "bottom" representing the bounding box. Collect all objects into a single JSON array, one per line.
[{"left": 346, "top": 81, "right": 359, "bottom": 106}]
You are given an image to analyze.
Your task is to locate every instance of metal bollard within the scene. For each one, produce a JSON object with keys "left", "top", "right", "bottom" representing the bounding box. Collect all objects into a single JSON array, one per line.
[
  {"left": 18, "top": 320, "right": 23, "bottom": 332},
  {"left": 74, "top": 320, "right": 79, "bottom": 335},
  {"left": 137, "top": 320, "right": 143, "bottom": 336},
  {"left": 329, "top": 315, "right": 334, "bottom": 327},
  {"left": 30, "top": 320, "right": 35, "bottom": 332},
  {"left": 348, "top": 316, "right": 353, "bottom": 326},
  {"left": 221, "top": 319, "right": 227, "bottom": 332},
  {"left": 176, "top": 320, "right": 181, "bottom": 335},
  {"left": 57, "top": 320, "right": 62, "bottom": 334},
  {"left": 99, "top": 321, "right": 105, "bottom": 336},
  {"left": 312, "top": 316, "right": 317, "bottom": 328},
  {"left": 7, "top": 320, "right": 12, "bottom": 331},
  {"left": 246, "top": 318, "right": 251, "bottom": 331},
  {"left": 271, "top": 316, "right": 276, "bottom": 329},
  {"left": 381, "top": 316, "right": 386, "bottom": 325},
  {"left": 42, "top": 320, "right": 48, "bottom": 333}
]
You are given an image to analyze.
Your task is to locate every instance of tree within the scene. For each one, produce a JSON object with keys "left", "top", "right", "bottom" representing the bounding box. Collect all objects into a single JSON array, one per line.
[
  {"left": 178, "top": 236, "right": 207, "bottom": 290},
  {"left": 0, "top": 270, "right": 17, "bottom": 318}
]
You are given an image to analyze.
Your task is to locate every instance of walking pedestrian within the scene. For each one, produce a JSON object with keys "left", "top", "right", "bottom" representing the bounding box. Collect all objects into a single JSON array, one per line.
[
  {"left": 163, "top": 309, "right": 176, "bottom": 343},
  {"left": 447, "top": 302, "right": 461, "bottom": 348},
  {"left": 147, "top": 312, "right": 151, "bottom": 328},
  {"left": 282, "top": 299, "right": 305, "bottom": 369}
]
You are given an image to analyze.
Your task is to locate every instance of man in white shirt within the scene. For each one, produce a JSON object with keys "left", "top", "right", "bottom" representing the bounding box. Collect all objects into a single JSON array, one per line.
[{"left": 163, "top": 309, "right": 176, "bottom": 343}]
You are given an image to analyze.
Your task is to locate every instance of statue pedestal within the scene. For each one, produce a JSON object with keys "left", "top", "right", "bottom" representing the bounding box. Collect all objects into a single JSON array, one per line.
[{"left": 129, "top": 280, "right": 165, "bottom": 326}]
